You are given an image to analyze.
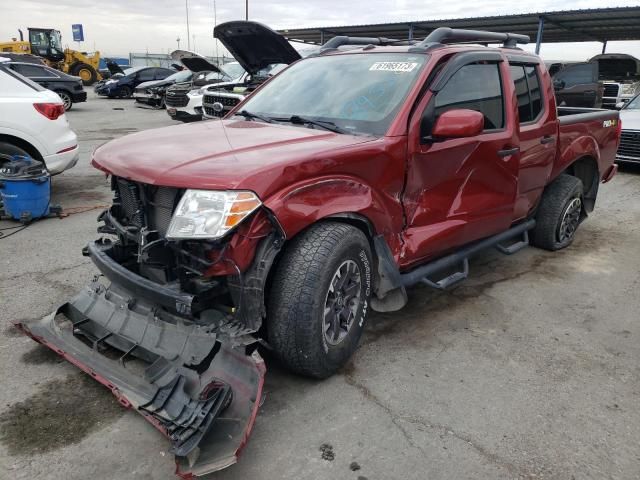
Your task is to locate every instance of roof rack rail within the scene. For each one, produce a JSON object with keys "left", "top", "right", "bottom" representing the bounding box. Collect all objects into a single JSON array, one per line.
[
  {"left": 418, "top": 27, "right": 530, "bottom": 49},
  {"left": 320, "top": 36, "right": 416, "bottom": 52}
]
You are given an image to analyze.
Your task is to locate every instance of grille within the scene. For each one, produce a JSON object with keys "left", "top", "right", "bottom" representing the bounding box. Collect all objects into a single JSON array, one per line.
[
  {"left": 203, "top": 93, "right": 242, "bottom": 118},
  {"left": 617, "top": 130, "right": 640, "bottom": 161},
  {"left": 165, "top": 92, "right": 189, "bottom": 107},
  {"left": 603, "top": 83, "right": 619, "bottom": 98},
  {"left": 203, "top": 95, "right": 240, "bottom": 108}
]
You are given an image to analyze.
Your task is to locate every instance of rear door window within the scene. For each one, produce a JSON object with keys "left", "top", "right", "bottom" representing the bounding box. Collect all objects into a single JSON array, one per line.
[
  {"left": 434, "top": 63, "right": 504, "bottom": 130},
  {"left": 12, "top": 64, "right": 55, "bottom": 78},
  {"left": 508, "top": 64, "right": 544, "bottom": 123},
  {"left": 137, "top": 68, "right": 155, "bottom": 82}
]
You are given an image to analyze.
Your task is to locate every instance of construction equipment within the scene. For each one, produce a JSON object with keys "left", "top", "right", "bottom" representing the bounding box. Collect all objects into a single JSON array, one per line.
[{"left": 0, "top": 28, "right": 101, "bottom": 85}]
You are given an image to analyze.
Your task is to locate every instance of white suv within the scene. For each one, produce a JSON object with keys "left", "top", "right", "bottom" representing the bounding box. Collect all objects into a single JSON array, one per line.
[{"left": 0, "top": 58, "right": 79, "bottom": 174}]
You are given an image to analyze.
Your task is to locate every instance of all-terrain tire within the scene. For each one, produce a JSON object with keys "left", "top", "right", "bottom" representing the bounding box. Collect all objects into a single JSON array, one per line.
[
  {"left": 531, "top": 174, "right": 584, "bottom": 251},
  {"left": 268, "top": 222, "right": 373, "bottom": 379}
]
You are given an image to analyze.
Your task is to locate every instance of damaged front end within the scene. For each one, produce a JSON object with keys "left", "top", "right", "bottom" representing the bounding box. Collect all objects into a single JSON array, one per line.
[{"left": 16, "top": 176, "right": 283, "bottom": 477}]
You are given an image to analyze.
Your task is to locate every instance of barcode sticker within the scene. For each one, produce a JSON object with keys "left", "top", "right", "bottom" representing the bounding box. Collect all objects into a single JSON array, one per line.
[{"left": 369, "top": 62, "right": 418, "bottom": 73}]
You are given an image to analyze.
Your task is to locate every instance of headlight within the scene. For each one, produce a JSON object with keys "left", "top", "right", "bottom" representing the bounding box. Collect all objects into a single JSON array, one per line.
[
  {"left": 166, "top": 190, "right": 261, "bottom": 240},
  {"left": 197, "top": 87, "right": 208, "bottom": 95},
  {"left": 621, "top": 84, "right": 638, "bottom": 95}
]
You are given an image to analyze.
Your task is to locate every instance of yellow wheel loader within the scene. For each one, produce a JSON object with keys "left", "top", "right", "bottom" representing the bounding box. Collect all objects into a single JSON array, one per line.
[{"left": 0, "top": 28, "right": 101, "bottom": 85}]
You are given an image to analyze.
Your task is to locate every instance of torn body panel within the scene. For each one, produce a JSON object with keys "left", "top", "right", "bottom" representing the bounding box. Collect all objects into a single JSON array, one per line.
[{"left": 15, "top": 279, "right": 265, "bottom": 478}]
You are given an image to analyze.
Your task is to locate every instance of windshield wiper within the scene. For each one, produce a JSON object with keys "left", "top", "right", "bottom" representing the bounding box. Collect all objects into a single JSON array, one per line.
[
  {"left": 235, "top": 110, "right": 274, "bottom": 124},
  {"left": 279, "top": 115, "right": 348, "bottom": 134}
]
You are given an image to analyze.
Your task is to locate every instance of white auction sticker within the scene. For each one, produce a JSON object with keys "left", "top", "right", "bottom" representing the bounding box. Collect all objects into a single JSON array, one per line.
[{"left": 369, "top": 62, "right": 418, "bottom": 72}]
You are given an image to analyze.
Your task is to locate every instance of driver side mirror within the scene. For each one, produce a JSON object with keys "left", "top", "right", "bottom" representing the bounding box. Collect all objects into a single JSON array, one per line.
[
  {"left": 431, "top": 109, "right": 484, "bottom": 139},
  {"left": 553, "top": 79, "right": 565, "bottom": 90}
]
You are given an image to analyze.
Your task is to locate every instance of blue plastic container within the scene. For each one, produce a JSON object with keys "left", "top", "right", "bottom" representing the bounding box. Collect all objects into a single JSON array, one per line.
[{"left": 0, "top": 156, "right": 51, "bottom": 223}]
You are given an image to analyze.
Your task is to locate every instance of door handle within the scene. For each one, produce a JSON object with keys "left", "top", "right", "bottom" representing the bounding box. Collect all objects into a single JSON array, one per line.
[
  {"left": 497, "top": 147, "right": 519, "bottom": 158},
  {"left": 540, "top": 135, "right": 556, "bottom": 145}
]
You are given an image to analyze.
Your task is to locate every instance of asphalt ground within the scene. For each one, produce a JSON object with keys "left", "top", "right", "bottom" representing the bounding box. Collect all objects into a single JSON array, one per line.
[{"left": 1, "top": 91, "right": 639, "bottom": 480}]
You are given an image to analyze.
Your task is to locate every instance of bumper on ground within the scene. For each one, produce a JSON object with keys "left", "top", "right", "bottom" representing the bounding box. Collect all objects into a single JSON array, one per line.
[{"left": 15, "top": 274, "right": 265, "bottom": 478}]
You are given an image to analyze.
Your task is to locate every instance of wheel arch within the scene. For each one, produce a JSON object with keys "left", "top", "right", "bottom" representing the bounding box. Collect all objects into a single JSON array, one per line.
[
  {"left": 0, "top": 134, "right": 44, "bottom": 161},
  {"left": 563, "top": 155, "right": 599, "bottom": 212}
]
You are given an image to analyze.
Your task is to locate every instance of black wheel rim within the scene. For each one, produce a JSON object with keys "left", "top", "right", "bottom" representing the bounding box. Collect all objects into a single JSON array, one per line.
[
  {"left": 323, "top": 260, "right": 362, "bottom": 346},
  {"left": 558, "top": 197, "right": 581, "bottom": 243}
]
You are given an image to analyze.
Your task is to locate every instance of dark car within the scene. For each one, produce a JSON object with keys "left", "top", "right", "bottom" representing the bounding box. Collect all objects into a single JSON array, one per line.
[
  {"left": 133, "top": 69, "right": 193, "bottom": 107},
  {"left": 551, "top": 62, "right": 604, "bottom": 108},
  {"left": 6, "top": 61, "right": 86, "bottom": 110},
  {"left": 95, "top": 66, "right": 175, "bottom": 98}
]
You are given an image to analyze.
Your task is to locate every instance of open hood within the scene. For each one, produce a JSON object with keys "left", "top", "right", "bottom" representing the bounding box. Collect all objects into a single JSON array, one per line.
[
  {"left": 105, "top": 59, "right": 125, "bottom": 76},
  {"left": 171, "top": 50, "right": 221, "bottom": 73},
  {"left": 214, "top": 21, "right": 301, "bottom": 75}
]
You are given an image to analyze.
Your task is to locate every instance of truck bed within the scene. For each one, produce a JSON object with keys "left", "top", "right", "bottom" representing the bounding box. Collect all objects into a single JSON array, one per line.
[{"left": 554, "top": 106, "right": 620, "bottom": 181}]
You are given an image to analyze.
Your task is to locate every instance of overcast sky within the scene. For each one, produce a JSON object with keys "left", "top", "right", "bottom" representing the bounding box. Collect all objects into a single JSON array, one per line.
[{"left": 3, "top": 0, "right": 640, "bottom": 61}]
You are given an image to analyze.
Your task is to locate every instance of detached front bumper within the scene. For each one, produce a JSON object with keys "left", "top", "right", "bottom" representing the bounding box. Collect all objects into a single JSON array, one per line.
[{"left": 15, "top": 264, "right": 265, "bottom": 477}]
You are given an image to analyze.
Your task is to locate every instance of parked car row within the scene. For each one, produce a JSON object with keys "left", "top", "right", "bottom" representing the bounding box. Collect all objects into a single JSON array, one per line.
[{"left": 0, "top": 57, "right": 78, "bottom": 174}]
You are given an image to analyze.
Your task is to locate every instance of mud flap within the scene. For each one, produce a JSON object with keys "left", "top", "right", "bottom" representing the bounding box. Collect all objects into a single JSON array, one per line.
[{"left": 14, "top": 282, "right": 265, "bottom": 478}]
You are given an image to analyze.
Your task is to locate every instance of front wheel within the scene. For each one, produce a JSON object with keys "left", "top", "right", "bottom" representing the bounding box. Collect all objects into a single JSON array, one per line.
[
  {"left": 118, "top": 86, "right": 132, "bottom": 98},
  {"left": 531, "top": 174, "right": 584, "bottom": 251},
  {"left": 268, "top": 222, "right": 373, "bottom": 378}
]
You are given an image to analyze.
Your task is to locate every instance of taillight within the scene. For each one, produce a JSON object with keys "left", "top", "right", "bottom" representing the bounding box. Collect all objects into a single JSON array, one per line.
[{"left": 33, "top": 103, "right": 65, "bottom": 120}]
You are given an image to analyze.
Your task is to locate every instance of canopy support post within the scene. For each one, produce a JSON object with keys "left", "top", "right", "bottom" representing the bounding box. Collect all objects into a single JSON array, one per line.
[{"left": 535, "top": 16, "right": 545, "bottom": 54}]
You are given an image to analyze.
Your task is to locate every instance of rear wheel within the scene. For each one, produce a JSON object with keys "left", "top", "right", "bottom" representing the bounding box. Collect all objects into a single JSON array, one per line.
[
  {"left": 531, "top": 174, "right": 584, "bottom": 251},
  {"left": 0, "top": 142, "right": 32, "bottom": 168},
  {"left": 55, "top": 90, "right": 73, "bottom": 111},
  {"left": 71, "top": 63, "right": 98, "bottom": 86},
  {"left": 268, "top": 222, "right": 372, "bottom": 379}
]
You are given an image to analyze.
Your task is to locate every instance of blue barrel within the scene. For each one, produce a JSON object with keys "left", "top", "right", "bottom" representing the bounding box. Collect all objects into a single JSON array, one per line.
[{"left": 0, "top": 155, "right": 51, "bottom": 223}]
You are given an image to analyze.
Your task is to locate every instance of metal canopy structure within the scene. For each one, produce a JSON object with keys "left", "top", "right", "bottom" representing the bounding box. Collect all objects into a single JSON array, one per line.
[{"left": 279, "top": 7, "right": 640, "bottom": 54}]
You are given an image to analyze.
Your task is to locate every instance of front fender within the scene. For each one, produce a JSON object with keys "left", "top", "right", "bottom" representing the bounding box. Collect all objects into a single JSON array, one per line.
[{"left": 263, "top": 175, "right": 402, "bottom": 243}]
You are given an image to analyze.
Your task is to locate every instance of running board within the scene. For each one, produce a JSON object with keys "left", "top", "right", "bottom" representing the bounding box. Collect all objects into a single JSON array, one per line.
[{"left": 400, "top": 220, "right": 535, "bottom": 290}]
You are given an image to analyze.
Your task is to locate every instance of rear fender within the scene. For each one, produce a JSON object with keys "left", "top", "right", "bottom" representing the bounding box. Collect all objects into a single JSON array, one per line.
[{"left": 552, "top": 134, "right": 600, "bottom": 181}]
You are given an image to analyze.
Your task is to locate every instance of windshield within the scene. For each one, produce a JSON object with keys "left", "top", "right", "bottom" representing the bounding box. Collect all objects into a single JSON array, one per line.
[
  {"left": 166, "top": 70, "right": 192, "bottom": 82},
  {"left": 205, "top": 71, "right": 231, "bottom": 81},
  {"left": 624, "top": 94, "right": 640, "bottom": 110},
  {"left": 239, "top": 53, "right": 427, "bottom": 136},
  {"left": 221, "top": 62, "right": 245, "bottom": 80}
]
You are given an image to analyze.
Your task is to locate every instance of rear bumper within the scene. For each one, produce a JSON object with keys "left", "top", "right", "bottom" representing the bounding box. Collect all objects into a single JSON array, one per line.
[
  {"left": 15, "top": 275, "right": 265, "bottom": 478},
  {"left": 72, "top": 91, "right": 88, "bottom": 103},
  {"left": 43, "top": 144, "right": 80, "bottom": 175}
]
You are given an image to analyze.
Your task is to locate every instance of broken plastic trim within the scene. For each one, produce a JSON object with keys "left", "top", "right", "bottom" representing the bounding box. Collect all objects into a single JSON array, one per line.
[{"left": 14, "top": 281, "right": 265, "bottom": 478}]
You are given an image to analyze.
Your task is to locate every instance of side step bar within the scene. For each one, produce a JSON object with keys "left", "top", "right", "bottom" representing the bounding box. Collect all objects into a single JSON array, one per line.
[{"left": 400, "top": 220, "right": 535, "bottom": 290}]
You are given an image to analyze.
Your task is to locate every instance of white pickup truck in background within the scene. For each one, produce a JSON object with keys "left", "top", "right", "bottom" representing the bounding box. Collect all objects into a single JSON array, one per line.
[{"left": 0, "top": 57, "right": 78, "bottom": 174}]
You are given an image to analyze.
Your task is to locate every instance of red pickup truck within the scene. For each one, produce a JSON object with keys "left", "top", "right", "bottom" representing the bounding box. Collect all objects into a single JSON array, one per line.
[{"left": 18, "top": 24, "right": 620, "bottom": 478}]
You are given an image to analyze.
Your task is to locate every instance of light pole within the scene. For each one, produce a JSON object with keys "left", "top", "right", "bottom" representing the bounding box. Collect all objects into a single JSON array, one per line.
[
  {"left": 186, "top": 0, "right": 191, "bottom": 50},
  {"left": 176, "top": 37, "right": 180, "bottom": 49},
  {"left": 245, "top": 0, "right": 248, "bottom": 20}
]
